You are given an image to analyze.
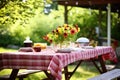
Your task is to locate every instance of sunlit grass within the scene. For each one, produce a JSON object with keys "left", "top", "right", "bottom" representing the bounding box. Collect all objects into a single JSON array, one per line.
[
  {"left": 24, "top": 62, "right": 99, "bottom": 80},
  {"left": 0, "top": 69, "right": 12, "bottom": 76},
  {"left": 0, "top": 47, "right": 17, "bottom": 53},
  {"left": 69, "top": 63, "right": 99, "bottom": 80},
  {"left": 0, "top": 63, "right": 99, "bottom": 80}
]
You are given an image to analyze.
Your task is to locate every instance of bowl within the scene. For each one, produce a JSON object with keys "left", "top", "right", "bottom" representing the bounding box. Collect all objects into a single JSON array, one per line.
[
  {"left": 33, "top": 46, "right": 41, "bottom": 52},
  {"left": 76, "top": 37, "right": 89, "bottom": 43},
  {"left": 76, "top": 37, "right": 90, "bottom": 47},
  {"left": 34, "top": 43, "right": 47, "bottom": 49}
]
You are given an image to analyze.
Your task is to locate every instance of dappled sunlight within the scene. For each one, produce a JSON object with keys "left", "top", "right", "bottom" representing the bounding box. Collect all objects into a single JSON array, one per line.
[
  {"left": 26, "top": 72, "right": 47, "bottom": 80},
  {"left": 68, "top": 63, "right": 99, "bottom": 80},
  {"left": 0, "top": 69, "right": 12, "bottom": 76},
  {"left": 0, "top": 47, "right": 17, "bottom": 53}
]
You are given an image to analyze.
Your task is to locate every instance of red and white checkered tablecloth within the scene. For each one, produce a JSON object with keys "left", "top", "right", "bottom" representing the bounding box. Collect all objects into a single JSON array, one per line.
[{"left": 0, "top": 46, "right": 117, "bottom": 80}]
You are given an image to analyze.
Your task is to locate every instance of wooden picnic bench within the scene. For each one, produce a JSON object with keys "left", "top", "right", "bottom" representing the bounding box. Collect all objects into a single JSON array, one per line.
[
  {"left": 88, "top": 69, "right": 120, "bottom": 80},
  {"left": 0, "top": 70, "right": 41, "bottom": 80}
]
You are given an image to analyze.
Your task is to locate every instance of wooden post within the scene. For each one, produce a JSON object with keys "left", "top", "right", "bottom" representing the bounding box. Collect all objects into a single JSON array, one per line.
[
  {"left": 107, "top": 3, "right": 111, "bottom": 46},
  {"left": 64, "top": 5, "right": 68, "bottom": 24},
  {"left": 98, "top": 8, "right": 102, "bottom": 37}
]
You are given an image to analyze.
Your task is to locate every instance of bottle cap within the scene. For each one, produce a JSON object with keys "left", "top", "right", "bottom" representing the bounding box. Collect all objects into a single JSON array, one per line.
[{"left": 24, "top": 36, "right": 32, "bottom": 43}]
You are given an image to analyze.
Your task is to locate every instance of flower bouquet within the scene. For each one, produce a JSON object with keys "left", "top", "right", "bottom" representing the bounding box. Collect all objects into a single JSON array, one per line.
[{"left": 43, "top": 24, "right": 80, "bottom": 48}]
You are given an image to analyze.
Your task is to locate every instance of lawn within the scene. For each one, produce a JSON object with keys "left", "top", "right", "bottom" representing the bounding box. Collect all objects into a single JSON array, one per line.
[
  {"left": 0, "top": 47, "right": 17, "bottom": 52},
  {"left": 0, "top": 47, "right": 99, "bottom": 80},
  {"left": 26, "top": 62, "right": 100, "bottom": 80}
]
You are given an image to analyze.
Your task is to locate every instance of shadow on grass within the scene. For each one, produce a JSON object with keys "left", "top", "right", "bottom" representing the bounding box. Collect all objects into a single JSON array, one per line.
[
  {"left": 22, "top": 72, "right": 47, "bottom": 80},
  {"left": 69, "top": 61, "right": 100, "bottom": 80}
]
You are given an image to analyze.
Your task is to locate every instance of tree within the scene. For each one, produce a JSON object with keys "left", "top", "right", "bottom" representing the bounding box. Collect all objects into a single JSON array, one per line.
[
  {"left": 0, "top": 0, "right": 10, "bottom": 9},
  {"left": 0, "top": 0, "right": 45, "bottom": 46},
  {"left": 0, "top": 0, "right": 64, "bottom": 47},
  {"left": 0, "top": 0, "right": 44, "bottom": 25}
]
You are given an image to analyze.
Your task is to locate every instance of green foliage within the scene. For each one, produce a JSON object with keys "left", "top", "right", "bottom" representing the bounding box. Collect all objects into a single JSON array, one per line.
[
  {"left": 10, "top": 24, "right": 28, "bottom": 46},
  {"left": 28, "top": 12, "right": 64, "bottom": 43},
  {"left": 0, "top": 25, "right": 13, "bottom": 47},
  {"left": 68, "top": 8, "right": 99, "bottom": 40},
  {"left": 0, "top": 23, "right": 30, "bottom": 47},
  {"left": 112, "top": 22, "right": 120, "bottom": 41},
  {"left": 0, "top": 0, "right": 44, "bottom": 25},
  {"left": 0, "top": 0, "right": 119, "bottom": 47},
  {"left": 111, "top": 13, "right": 120, "bottom": 41},
  {"left": 0, "top": 0, "right": 65, "bottom": 47},
  {"left": 0, "top": 0, "right": 45, "bottom": 47}
]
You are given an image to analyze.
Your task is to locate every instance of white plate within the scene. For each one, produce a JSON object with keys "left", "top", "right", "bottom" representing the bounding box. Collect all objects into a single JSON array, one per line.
[
  {"left": 56, "top": 48, "right": 73, "bottom": 53},
  {"left": 81, "top": 46, "right": 94, "bottom": 49}
]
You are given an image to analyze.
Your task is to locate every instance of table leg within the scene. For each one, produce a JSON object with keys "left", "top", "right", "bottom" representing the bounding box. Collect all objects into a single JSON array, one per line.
[
  {"left": 64, "top": 66, "right": 69, "bottom": 80},
  {"left": 98, "top": 55, "right": 107, "bottom": 73},
  {"left": 64, "top": 60, "right": 83, "bottom": 80},
  {"left": 43, "top": 71, "right": 55, "bottom": 80},
  {"left": 91, "top": 59, "right": 103, "bottom": 73},
  {"left": 9, "top": 69, "right": 19, "bottom": 80},
  {"left": 69, "top": 60, "right": 83, "bottom": 79}
]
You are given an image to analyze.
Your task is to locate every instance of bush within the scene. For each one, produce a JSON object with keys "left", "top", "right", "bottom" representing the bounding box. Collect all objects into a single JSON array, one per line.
[
  {"left": 0, "top": 25, "right": 13, "bottom": 47},
  {"left": 28, "top": 14, "right": 64, "bottom": 43}
]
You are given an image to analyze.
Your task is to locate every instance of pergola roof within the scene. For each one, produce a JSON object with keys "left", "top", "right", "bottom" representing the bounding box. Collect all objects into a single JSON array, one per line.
[{"left": 54, "top": 0, "right": 120, "bottom": 12}]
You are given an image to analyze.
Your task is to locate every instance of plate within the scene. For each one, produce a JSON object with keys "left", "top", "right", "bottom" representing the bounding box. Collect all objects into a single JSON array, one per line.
[
  {"left": 56, "top": 48, "right": 73, "bottom": 53},
  {"left": 81, "top": 46, "right": 94, "bottom": 49},
  {"left": 19, "top": 47, "right": 34, "bottom": 52}
]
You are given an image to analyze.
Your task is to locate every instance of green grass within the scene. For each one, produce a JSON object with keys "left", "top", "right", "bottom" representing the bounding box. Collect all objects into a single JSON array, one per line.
[
  {"left": 0, "top": 47, "right": 99, "bottom": 80},
  {"left": 69, "top": 64, "right": 99, "bottom": 80},
  {"left": 0, "top": 63, "right": 99, "bottom": 80},
  {"left": 28, "top": 62, "right": 99, "bottom": 80},
  {"left": 26, "top": 63, "right": 99, "bottom": 80},
  {"left": 0, "top": 47, "right": 17, "bottom": 52}
]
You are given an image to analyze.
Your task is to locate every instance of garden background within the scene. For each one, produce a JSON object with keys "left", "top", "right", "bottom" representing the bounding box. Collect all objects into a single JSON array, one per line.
[
  {"left": 0, "top": 0, "right": 120, "bottom": 80},
  {"left": 0, "top": 0, "right": 120, "bottom": 48}
]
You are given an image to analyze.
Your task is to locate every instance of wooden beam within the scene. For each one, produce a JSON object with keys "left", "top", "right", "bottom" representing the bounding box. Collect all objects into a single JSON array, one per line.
[
  {"left": 57, "top": 0, "right": 120, "bottom": 6},
  {"left": 57, "top": 0, "right": 120, "bottom": 12}
]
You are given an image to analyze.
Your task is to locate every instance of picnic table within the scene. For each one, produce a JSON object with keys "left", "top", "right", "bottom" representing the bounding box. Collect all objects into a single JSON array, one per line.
[{"left": 0, "top": 46, "right": 117, "bottom": 80}]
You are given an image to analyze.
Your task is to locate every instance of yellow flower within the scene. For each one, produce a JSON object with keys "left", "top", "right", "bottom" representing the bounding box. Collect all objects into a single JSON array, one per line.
[
  {"left": 63, "top": 24, "right": 68, "bottom": 27},
  {"left": 57, "top": 27, "right": 62, "bottom": 34},
  {"left": 78, "top": 28, "right": 80, "bottom": 32},
  {"left": 55, "top": 34, "right": 58, "bottom": 38},
  {"left": 43, "top": 24, "right": 80, "bottom": 44}
]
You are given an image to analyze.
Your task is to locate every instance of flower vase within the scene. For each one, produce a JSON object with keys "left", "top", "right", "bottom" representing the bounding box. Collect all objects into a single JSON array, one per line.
[
  {"left": 59, "top": 41, "right": 69, "bottom": 49},
  {"left": 58, "top": 42, "right": 63, "bottom": 49}
]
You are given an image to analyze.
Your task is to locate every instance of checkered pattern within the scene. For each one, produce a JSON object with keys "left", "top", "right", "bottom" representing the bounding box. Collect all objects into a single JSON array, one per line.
[{"left": 0, "top": 46, "right": 117, "bottom": 80}]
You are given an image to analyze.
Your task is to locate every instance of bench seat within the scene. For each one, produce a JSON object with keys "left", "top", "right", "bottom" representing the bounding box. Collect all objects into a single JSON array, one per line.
[
  {"left": 88, "top": 69, "right": 120, "bottom": 80},
  {"left": 0, "top": 70, "right": 41, "bottom": 80}
]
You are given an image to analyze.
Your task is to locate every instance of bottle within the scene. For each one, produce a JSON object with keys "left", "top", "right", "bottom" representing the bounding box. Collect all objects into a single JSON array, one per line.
[{"left": 23, "top": 36, "right": 33, "bottom": 47}]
